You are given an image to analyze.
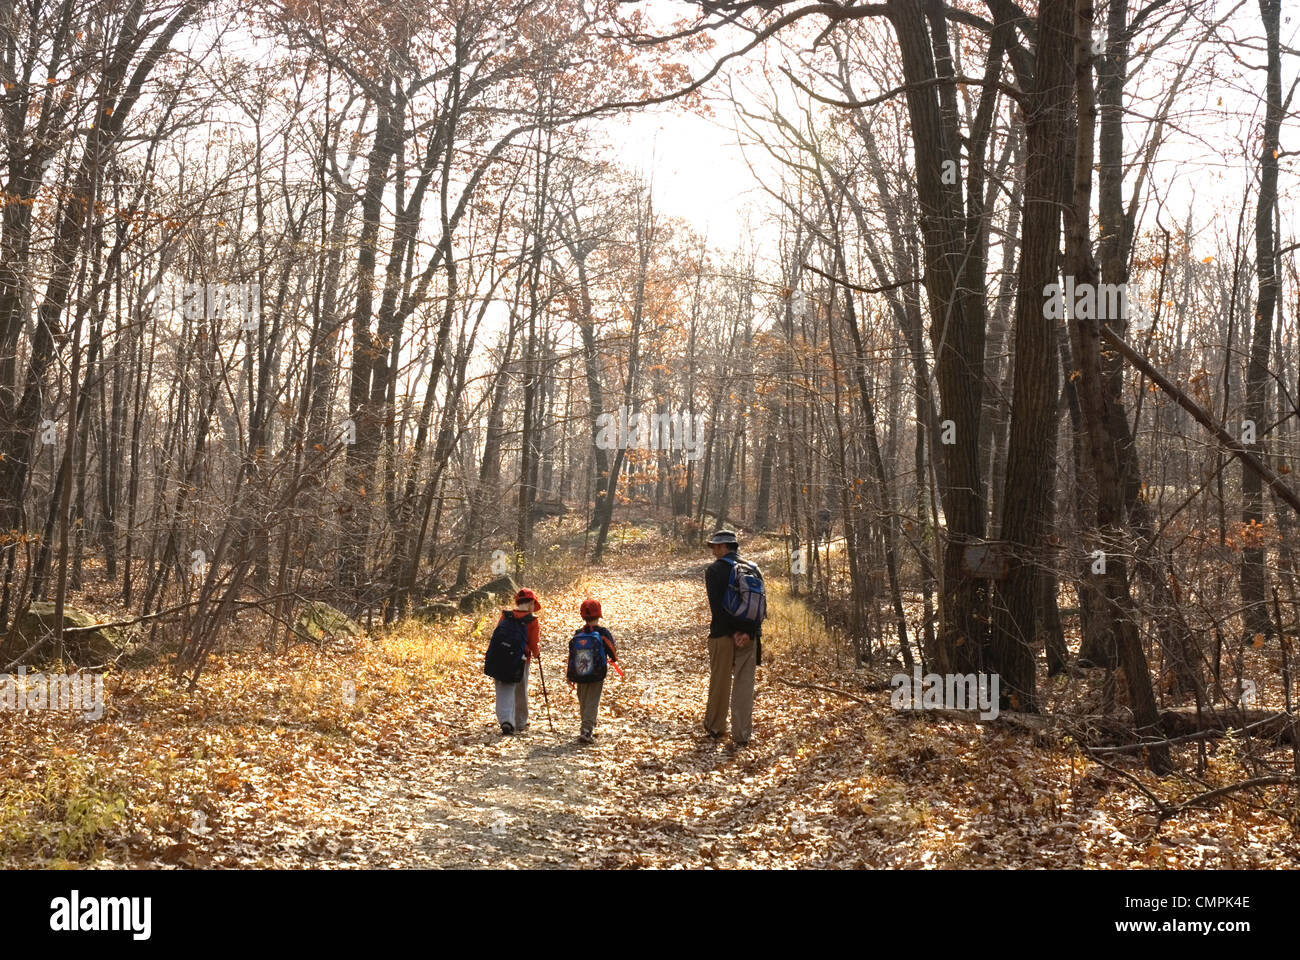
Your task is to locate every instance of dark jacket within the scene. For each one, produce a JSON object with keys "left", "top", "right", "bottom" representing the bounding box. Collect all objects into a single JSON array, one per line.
[
  {"left": 589, "top": 624, "right": 617, "bottom": 661},
  {"left": 705, "top": 550, "right": 762, "bottom": 666}
]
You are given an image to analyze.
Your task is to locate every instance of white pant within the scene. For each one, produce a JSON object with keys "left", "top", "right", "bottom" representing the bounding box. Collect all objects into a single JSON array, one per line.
[{"left": 494, "top": 667, "right": 529, "bottom": 729}]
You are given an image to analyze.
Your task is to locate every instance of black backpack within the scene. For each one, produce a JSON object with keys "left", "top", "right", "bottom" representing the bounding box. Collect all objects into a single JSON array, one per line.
[{"left": 484, "top": 611, "right": 531, "bottom": 683}]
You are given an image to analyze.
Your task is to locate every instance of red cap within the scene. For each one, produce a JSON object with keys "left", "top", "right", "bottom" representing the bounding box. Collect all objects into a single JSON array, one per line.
[
  {"left": 515, "top": 587, "right": 541, "bottom": 610},
  {"left": 580, "top": 598, "right": 602, "bottom": 620}
]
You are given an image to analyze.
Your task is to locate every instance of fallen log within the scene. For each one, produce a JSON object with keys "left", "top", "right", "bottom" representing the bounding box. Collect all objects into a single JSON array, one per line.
[
  {"left": 1158, "top": 705, "right": 1297, "bottom": 743},
  {"left": 924, "top": 707, "right": 1299, "bottom": 749}
]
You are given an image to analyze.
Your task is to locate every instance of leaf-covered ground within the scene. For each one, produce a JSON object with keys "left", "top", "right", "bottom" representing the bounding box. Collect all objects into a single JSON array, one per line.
[{"left": 4, "top": 535, "right": 1299, "bottom": 868}]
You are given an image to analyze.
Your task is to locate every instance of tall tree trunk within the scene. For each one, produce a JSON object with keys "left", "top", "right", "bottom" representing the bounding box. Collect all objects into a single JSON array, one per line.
[
  {"left": 990, "top": 0, "right": 1074, "bottom": 712},
  {"left": 1064, "top": 0, "right": 1168, "bottom": 770},
  {"left": 1239, "top": 0, "right": 1283, "bottom": 641}
]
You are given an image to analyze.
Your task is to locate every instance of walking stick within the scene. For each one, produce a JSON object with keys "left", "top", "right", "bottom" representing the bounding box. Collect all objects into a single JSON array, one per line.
[{"left": 535, "top": 654, "right": 556, "bottom": 733}]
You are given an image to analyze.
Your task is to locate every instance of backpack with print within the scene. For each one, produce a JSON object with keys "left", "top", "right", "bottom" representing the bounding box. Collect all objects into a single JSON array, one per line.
[{"left": 567, "top": 627, "right": 608, "bottom": 683}]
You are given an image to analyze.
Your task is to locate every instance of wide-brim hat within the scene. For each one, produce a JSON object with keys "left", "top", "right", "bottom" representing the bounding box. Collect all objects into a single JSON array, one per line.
[{"left": 707, "top": 529, "right": 739, "bottom": 546}]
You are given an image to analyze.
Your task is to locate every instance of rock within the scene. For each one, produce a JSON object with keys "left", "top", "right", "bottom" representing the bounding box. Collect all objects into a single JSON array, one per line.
[
  {"left": 412, "top": 602, "right": 459, "bottom": 622},
  {"left": 458, "top": 589, "right": 493, "bottom": 613},
  {"left": 1, "top": 602, "right": 124, "bottom": 667},
  {"left": 458, "top": 574, "right": 518, "bottom": 613},
  {"left": 480, "top": 575, "right": 518, "bottom": 599},
  {"left": 294, "top": 601, "right": 362, "bottom": 642},
  {"left": 529, "top": 499, "right": 568, "bottom": 520},
  {"left": 456, "top": 575, "right": 518, "bottom": 613}
]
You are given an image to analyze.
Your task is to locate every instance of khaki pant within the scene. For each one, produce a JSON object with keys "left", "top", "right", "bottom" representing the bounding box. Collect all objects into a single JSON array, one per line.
[
  {"left": 575, "top": 680, "right": 603, "bottom": 737},
  {"left": 706, "top": 634, "right": 756, "bottom": 742}
]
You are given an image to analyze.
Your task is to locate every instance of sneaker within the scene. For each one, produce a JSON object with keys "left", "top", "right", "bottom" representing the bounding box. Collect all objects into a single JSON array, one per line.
[
  {"left": 578, "top": 732, "right": 593, "bottom": 744},
  {"left": 500, "top": 722, "right": 514, "bottom": 735}
]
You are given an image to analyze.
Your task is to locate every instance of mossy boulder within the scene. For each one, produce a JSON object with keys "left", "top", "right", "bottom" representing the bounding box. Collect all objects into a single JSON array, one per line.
[
  {"left": 1, "top": 602, "right": 124, "bottom": 667},
  {"left": 294, "top": 601, "right": 362, "bottom": 642}
]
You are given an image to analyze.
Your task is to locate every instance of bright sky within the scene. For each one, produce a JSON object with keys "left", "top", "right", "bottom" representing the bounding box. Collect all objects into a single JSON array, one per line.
[
  {"left": 605, "top": 1, "right": 1300, "bottom": 275},
  {"left": 615, "top": 106, "right": 773, "bottom": 248}
]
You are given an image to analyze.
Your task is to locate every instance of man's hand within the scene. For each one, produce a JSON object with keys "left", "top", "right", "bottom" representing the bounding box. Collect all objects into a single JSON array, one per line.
[{"left": 733, "top": 632, "right": 751, "bottom": 648}]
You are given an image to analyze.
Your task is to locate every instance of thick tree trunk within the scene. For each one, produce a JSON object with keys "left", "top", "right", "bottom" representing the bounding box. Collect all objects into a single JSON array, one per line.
[
  {"left": 990, "top": 0, "right": 1074, "bottom": 712},
  {"left": 1064, "top": 0, "right": 1168, "bottom": 771},
  {"left": 886, "top": 0, "right": 991, "bottom": 674}
]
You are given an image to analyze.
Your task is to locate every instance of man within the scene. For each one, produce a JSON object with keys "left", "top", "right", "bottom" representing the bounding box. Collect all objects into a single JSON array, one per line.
[{"left": 703, "top": 530, "right": 761, "bottom": 746}]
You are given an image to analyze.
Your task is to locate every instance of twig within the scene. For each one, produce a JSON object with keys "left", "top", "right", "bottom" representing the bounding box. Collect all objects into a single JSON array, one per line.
[
  {"left": 772, "top": 676, "right": 885, "bottom": 704},
  {"left": 1073, "top": 740, "right": 1171, "bottom": 816},
  {"left": 800, "top": 261, "right": 921, "bottom": 295},
  {"left": 1158, "top": 776, "right": 1296, "bottom": 822}
]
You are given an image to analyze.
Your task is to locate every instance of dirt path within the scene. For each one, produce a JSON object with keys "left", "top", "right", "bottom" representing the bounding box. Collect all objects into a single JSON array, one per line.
[
  {"left": 316, "top": 557, "right": 838, "bottom": 868},
  {"left": 292, "top": 549, "right": 1300, "bottom": 870}
]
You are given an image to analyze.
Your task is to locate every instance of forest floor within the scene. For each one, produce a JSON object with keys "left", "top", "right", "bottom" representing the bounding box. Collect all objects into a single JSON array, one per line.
[{"left": 3, "top": 529, "right": 1299, "bottom": 868}]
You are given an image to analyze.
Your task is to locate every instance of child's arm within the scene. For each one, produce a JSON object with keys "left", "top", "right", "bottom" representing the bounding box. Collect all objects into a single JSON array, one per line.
[
  {"left": 525, "top": 617, "right": 540, "bottom": 659},
  {"left": 600, "top": 626, "right": 616, "bottom": 661}
]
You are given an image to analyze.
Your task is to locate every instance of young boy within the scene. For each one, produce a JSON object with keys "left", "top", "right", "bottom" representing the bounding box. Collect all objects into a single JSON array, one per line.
[
  {"left": 491, "top": 588, "right": 541, "bottom": 735},
  {"left": 568, "top": 599, "right": 617, "bottom": 744}
]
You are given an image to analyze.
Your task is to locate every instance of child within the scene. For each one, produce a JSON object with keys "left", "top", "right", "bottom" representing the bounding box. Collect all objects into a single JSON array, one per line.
[
  {"left": 567, "top": 598, "right": 617, "bottom": 744},
  {"left": 486, "top": 588, "right": 542, "bottom": 735}
]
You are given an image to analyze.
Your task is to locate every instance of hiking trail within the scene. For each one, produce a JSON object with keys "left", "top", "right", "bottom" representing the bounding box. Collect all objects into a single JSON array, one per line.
[
  {"left": 269, "top": 551, "right": 1263, "bottom": 869},
  {"left": 307, "top": 556, "right": 874, "bottom": 868}
]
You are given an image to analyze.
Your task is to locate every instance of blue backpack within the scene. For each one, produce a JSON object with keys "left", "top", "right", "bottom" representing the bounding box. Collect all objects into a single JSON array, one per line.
[
  {"left": 722, "top": 554, "right": 766, "bottom": 627},
  {"left": 484, "top": 611, "right": 530, "bottom": 683},
  {"left": 567, "top": 627, "right": 607, "bottom": 683}
]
